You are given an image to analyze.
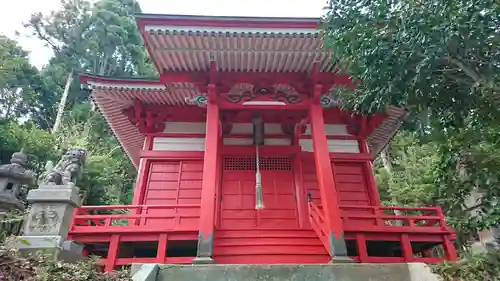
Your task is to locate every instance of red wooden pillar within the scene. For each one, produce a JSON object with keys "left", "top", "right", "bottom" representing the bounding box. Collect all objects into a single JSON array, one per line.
[
  {"left": 359, "top": 138, "right": 381, "bottom": 205},
  {"left": 193, "top": 84, "right": 219, "bottom": 264},
  {"left": 293, "top": 152, "right": 307, "bottom": 228},
  {"left": 132, "top": 136, "right": 153, "bottom": 205},
  {"left": 309, "top": 84, "right": 350, "bottom": 261}
]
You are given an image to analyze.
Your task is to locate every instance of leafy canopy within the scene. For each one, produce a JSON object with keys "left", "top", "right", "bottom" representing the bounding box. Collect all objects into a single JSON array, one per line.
[
  {"left": 0, "top": 36, "right": 49, "bottom": 121},
  {"left": 323, "top": 0, "right": 500, "bottom": 235},
  {"left": 323, "top": 0, "right": 500, "bottom": 128}
]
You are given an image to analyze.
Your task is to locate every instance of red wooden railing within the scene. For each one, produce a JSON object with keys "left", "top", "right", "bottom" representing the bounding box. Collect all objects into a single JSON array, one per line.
[
  {"left": 307, "top": 201, "right": 457, "bottom": 263},
  {"left": 96, "top": 257, "right": 195, "bottom": 267},
  {"left": 69, "top": 204, "right": 201, "bottom": 272},
  {"left": 307, "top": 203, "right": 330, "bottom": 252},
  {"left": 339, "top": 205, "right": 450, "bottom": 230},
  {"left": 70, "top": 204, "right": 201, "bottom": 234}
]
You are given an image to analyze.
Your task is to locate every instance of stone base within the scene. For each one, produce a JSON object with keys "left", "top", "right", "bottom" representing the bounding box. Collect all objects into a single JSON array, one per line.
[
  {"left": 151, "top": 263, "right": 440, "bottom": 281},
  {"left": 12, "top": 235, "right": 84, "bottom": 263},
  {"left": 328, "top": 256, "right": 356, "bottom": 263},
  {"left": 191, "top": 257, "right": 216, "bottom": 264},
  {"left": 131, "top": 264, "right": 159, "bottom": 281}
]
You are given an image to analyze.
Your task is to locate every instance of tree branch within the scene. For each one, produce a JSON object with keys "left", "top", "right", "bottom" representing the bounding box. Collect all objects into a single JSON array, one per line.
[
  {"left": 464, "top": 202, "right": 485, "bottom": 213},
  {"left": 445, "top": 56, "right": 482, "bottom": 83}
]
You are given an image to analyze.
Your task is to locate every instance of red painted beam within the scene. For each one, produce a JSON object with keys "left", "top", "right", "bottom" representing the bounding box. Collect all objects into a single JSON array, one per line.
[
  {"left": 218, "top": 100, "right": 310, "bottom": 111},
  {"left": 140, "top": 150, "right": 204, "bottom": 159}
]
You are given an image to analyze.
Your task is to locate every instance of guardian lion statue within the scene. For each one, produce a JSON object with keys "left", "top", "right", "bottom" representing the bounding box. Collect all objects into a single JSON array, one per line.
[{"left": 40, "top": 148, "right": 87, "bottom": 186}]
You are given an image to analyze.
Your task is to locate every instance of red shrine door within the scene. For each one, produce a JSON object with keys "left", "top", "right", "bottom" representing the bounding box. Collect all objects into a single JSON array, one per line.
[{"left": 219, "top": 156, "right": 299, "bottom": 229}]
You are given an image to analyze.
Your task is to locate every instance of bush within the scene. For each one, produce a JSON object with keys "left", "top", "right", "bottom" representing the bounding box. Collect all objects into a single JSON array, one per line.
[
  {"left": 0, "top": 247, "right": 131, "bottom": 281},
  {"left": 432, "top": 250, "right": 500, "bottom": 281}
]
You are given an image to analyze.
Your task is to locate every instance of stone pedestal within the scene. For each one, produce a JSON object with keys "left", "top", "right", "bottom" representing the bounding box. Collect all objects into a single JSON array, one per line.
[{"left": 14, "top": 184, "right": 84, "bottom": 262}]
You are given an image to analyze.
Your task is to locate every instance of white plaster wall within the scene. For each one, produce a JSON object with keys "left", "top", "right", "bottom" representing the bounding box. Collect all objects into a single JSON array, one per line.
[
  {"left": 299, "top": 139, "right": 360, "bottom": 153},
  {"left": 153, "top": 123, "right": 358, "bottom": 152},
  {"left": 223, "top": 138, "right": 291, "bottom": 146},
  {"left": 299, "top": 124, "right": 359, "bottom": 153},
  {"left": 229, "top": 123, "right": 284, "bottom": 134},
  {"left": 223, "top": 123, "right": 289, "bottom": 146},
  {"left": 162, "top": 122, "right": 206, "bottom": 134},
  {"left": 153, "top": 137, "right": 205, "bottom": 151},
  {"left": 303, "top": 124, "right": 351, "bottom": 136}
]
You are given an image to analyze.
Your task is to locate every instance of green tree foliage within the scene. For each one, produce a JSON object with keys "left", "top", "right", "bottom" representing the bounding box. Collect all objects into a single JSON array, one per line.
[
  {"left": 19, "top": 0, "right": 157, "bottom": 205},
  {"left": 0, "top": 36, "right": 49, "bottom": 121},
  {"left": 323, "top": 0, "right": 500, "bottom": 239},
  {"left": 375, "top": 133, "right": 439, "bottom": 207},
  {"left": 432, "top": 250, "right": 500, "bottom": 281},
  {"left": 54, "top": 103, "right": 136, "bottom": 205},
  {"left": 0, "top": 120, "right": 57, "bottom": 175},
  {"left": 0, "top": 0, "right": 159, "bottom": 206},
  {"left": 323, "top": 0, "right": 499, "bottom": 121},
  {"left": 27, "top": 0, "right": 156, "bottom": 78}
]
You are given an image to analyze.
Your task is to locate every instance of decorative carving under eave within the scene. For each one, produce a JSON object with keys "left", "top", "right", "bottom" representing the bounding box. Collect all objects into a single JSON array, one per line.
[
  {"left": 28, "top": 205, "right": 60, "bottom": 233},
  {"left": 40, "top": 148, "right": 87, "bottom": 186},
  {"left": 123, "top": 101, "right": 168, "bottom": 133},
  {"left": 320, "top": 93, "right": 341, "bottom": 108},
  {"left": 185, "top": 94, "right": 208, "bottom": 107},
  {"left": 224, "top": 86, "right": 304, "bottom": 105}
]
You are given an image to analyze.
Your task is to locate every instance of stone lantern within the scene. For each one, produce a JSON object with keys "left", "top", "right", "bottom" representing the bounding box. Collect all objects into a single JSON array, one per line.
[{"left": 0, "top": 149, "right": 36, "bottom": 216}]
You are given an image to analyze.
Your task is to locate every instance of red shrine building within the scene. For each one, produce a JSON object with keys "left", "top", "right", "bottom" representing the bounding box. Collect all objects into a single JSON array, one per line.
[{"left": 74, "top": 14, "right": 457, "bottom": 271}]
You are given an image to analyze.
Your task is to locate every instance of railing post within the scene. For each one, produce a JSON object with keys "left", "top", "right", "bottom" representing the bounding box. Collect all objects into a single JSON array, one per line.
[
  {"left": 400, "top": 234, "right": 413, "bottom": 262},
  {"left": 374, "top": 207, "right": 383, "bottom": 226},
  {"left": 443, "top": 236, "right": 458, "bottom": 261},
  {"left": 104, "top": 234, "right": 120, "bottom": 272},
  {"left": 435, "top": 206, "right": 447, "bottom": 230},
  {"left": 140, "top": 206, "right": 148, "bottom": 226},
  {"left": 156, "top": 233, "right": 168, "bottom": 264},
  {"left": 70, "top": 208, "right": 78, "bottom": 229},
  {"left": 356, "top": 234, "right": 368, "bottom": 263}
]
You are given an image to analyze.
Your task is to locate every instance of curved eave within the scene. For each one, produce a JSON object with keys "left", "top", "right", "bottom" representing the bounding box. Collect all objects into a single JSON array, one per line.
[
  {"left": 367, "top": 106, "right": 409, "bottom": 159},
  {"left": 81, "top": 74, "right": 201, "bottom": 168}
]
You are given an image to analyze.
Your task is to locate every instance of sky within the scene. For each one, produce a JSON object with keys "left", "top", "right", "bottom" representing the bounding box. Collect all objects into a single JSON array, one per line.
[{"left": 0, "top": 0, "right": 326, "bottom": 69}]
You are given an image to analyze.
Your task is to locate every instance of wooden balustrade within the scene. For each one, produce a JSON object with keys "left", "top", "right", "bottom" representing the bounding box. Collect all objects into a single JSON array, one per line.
[
  {"left": 307, "top": 202, "right": 456, "bottom": 263},
  {"left": 70, "top": 204, "right": 201, "bottom": 234}
]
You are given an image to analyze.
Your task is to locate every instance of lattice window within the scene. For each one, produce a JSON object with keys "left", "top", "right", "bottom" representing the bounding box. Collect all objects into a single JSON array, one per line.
[{"left": 223, "top": 157, "right": 292, "bottom": 171}]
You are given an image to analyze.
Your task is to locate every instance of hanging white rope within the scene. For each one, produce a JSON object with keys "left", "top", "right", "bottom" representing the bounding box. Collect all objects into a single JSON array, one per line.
[{"left": 255, "top": 143, "right": 264, "bottom": 210}]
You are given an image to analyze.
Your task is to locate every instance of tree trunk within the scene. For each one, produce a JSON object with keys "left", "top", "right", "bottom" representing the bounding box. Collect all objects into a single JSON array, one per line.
[
  {"left": 380, "top": 145, "right": 404, "bottom": 225},
  {"left": 51, "top": 71, "right": 73, "bottom": 135}
]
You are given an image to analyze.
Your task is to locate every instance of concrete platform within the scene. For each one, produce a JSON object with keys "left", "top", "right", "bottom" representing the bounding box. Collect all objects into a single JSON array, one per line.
[{"left": 132, "top": 263, "right": 440, "bottom": 281}]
